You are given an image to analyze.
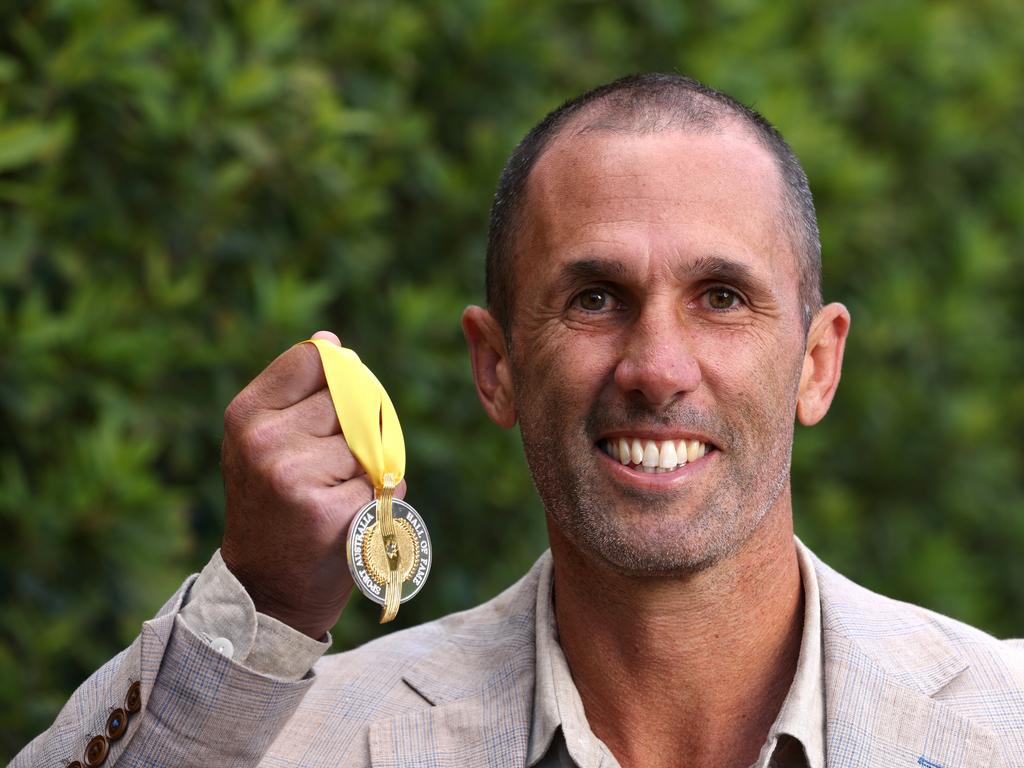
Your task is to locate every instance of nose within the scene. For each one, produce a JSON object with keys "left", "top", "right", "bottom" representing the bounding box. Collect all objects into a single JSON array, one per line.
[{"left": 613, "top": 311, "right": 702, "bottom": 408}]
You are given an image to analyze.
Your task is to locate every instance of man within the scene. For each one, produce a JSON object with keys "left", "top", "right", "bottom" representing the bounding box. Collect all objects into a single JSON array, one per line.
[{"left": 14, "top": 73, "right": 1024, "bottom": 768}]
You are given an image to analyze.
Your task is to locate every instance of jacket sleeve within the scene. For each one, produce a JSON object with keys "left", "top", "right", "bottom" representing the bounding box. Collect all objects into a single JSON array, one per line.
[{"left": 11, "top": 564, "right": 322, "bottom": 768}]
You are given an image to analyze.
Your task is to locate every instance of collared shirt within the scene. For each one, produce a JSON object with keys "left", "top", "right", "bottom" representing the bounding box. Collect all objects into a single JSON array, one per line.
[{"left": 527, "top": 541, "right": 826, "bottom": 768}]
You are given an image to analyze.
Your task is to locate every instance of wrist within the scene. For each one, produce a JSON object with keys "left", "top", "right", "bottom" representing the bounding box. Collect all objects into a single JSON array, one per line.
[{"left": 220, "top": 555, "right": 348, "bottom": 640}]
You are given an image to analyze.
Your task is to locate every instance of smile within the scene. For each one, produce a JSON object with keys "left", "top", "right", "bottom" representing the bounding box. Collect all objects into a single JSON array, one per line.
[{"left": 598, "top": 437, "right": 713, "bottom": 473}]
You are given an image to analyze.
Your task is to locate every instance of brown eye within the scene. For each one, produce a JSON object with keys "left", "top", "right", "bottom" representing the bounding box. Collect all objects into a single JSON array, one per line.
[
  {"left": 707, "top": 287, "right": 739, "bottom": 310},
  {"left": 577, "top": 290, "right": 609, "bottom": 311}
]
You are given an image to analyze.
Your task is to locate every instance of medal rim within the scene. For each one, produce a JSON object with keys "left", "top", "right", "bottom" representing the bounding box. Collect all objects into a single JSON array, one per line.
[{"left": 346, "top": 497, "right": 432, "bottom": 606}]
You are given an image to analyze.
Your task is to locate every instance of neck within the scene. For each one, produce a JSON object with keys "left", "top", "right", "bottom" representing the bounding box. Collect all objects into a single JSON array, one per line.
[{"left": 549, "top": 505, "right": 803, "bottom": 768}]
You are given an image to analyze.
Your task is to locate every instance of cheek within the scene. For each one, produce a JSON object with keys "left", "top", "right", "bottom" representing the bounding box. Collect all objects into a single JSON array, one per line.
[
  {"left": 696, "top": 329, "right": 803, "bottom": 411},
  {"left": 513, "top": 326, "right": 620, "bottom": 415}
]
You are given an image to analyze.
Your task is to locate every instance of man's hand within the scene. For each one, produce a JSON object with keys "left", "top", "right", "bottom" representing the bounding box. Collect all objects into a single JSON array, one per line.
[{"left": 220, "top": 330, "right": 405, "bottom": 639}]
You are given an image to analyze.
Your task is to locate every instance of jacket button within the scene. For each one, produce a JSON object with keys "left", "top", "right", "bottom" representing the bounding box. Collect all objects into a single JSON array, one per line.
[
  {"left": 105, "top": 708, "right": 128, "bottom": 740},
  {"left": 67, "top": 762, "right": 83, "bottom": 768},
  {"left": 84, "top": 734, "right": 109, "bottom": 766},
  {"left": 124, "top": 681, "right": 142, "bottom": 714}
]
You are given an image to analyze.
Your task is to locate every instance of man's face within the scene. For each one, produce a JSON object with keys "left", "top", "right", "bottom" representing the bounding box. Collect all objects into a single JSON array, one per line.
[{"left": 507, "top": 126, "right": 810, "bottom": 576}]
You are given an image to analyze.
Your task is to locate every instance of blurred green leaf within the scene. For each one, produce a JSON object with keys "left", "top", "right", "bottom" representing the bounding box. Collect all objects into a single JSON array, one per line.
[{"left": 0, "top": 117, "right": 73, "bottom": 172}]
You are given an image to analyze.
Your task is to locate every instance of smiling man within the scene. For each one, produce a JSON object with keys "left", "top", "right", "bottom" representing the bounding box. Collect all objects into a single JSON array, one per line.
[{"left": 15, "top": 74, "right": 1024, "bottom": 768}]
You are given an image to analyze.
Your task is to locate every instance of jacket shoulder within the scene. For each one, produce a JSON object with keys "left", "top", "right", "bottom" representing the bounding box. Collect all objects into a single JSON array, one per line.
[{"left": 812, "top": 549, "right": 1024, "bottom": 704}]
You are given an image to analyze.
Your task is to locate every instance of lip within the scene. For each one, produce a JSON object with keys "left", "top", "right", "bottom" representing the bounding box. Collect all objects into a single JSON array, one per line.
[{"left": 594, "top": 443, "right": 717, "bottom": 489}]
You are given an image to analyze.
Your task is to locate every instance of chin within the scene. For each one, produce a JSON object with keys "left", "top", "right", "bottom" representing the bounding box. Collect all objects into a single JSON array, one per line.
[{"left": 553, "top": 504, "right": 747, "bottom": 578}]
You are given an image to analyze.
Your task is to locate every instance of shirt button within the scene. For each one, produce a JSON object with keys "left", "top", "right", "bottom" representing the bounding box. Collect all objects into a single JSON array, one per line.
[{"left": 210, "top": 637, "right": 235, "bottom": 658}]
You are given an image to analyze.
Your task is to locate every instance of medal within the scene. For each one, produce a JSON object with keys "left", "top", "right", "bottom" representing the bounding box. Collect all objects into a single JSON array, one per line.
[
  {"left": 346, "top": 497, "right": 432, "bottom": 607},
  {"left": 305, "top": 338, "right": 432, "bottom": 623}
]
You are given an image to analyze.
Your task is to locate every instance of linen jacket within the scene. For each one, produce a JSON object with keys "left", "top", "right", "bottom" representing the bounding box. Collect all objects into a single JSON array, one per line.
[{"left": 13, "top": 544, "right": 1024, "bottom": 768}]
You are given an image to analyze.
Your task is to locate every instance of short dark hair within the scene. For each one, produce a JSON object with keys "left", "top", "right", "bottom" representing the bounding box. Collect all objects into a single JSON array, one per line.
[{"left": 484, "top": 73, "right": 822, "bottom": 339}]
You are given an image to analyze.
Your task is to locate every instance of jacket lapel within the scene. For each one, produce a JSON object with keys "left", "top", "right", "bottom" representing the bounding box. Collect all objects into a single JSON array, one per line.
[
  {"left": 814, "top": 552, "right": 998, "bottom": 768},
  {"left": 367, "top": 555, "right": 546, "bottom": 768}
]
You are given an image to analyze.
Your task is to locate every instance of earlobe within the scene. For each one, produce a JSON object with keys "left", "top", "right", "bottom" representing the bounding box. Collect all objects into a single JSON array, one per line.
[
  {"left": 462, "top": 306, "right": 518, "bottom": 428},
  {"left": 796, "top": 303, "right": 851, "bottom": 427}
]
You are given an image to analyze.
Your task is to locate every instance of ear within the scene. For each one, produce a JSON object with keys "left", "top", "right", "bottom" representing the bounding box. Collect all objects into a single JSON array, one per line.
[
  {"left": 462, "top": 305, "right": 517, "bottom": 428},
  {"left": 796, "top": 302, "right": 851, "bottom": 426}
]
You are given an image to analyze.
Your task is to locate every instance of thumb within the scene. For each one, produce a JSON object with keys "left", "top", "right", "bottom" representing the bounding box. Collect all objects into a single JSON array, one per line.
[{"left": 312, "top": 329, "right": 342, "bottom": 346}]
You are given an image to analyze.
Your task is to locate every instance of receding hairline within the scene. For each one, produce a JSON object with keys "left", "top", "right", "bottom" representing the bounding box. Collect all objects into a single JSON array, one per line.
[
  {"left": 505, "top": 108, "right": 804, "bottom": 312},
  {"left": 485, "top": 74, "right": 824, "bottom": 340}
]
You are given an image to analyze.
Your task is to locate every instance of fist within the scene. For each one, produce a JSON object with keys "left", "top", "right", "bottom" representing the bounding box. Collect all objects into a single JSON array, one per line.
[{"left": 220, "top": 330, "right": 405, "bottom": 639}]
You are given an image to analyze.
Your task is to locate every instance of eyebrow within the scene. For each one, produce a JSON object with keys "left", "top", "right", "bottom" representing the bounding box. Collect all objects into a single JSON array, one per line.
[
  {"left": 546, "top": 252, "right": 777, "bottom": 306},
  {"left": 542, "top": 257, "right": 633, "bottom": 307},
  {"left": 554, "top": 254, "right": 768, "bottom": 287},
  {"left": 555, "top": 257, "right": 633, "bottom": 288},
  {"left": 676, "top": 255, "right": 773, "bottom": 298}
]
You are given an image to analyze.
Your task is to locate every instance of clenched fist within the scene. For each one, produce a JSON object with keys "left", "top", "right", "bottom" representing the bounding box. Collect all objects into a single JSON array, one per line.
[{"left": 220, "top": 330, "right": 406, "bottom": 639}]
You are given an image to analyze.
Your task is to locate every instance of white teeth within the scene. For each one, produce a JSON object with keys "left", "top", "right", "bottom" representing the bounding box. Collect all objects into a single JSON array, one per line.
[
  {"left": 686, "top": 439, "right": 701, "bottom": 462},
  {"left": 658, "top": 440, "right": 677, "bottom": 469},
  {"left": 642, "top": 440, "right": 659, "bottom": 467},
  {"left": 630, "top": 439, "right": 644, "bottom": 465},
  {"left": 603, "top": 437, "right": 710, "bottom": 470}
]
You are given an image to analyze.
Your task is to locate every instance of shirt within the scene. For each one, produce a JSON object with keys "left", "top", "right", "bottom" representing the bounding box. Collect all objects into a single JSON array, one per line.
[
  {"left": 179, "top": 550, "right": 329, "bottom": 681},
  {"left": 526, "top": 542, "right": 826, "bottom": 768}
]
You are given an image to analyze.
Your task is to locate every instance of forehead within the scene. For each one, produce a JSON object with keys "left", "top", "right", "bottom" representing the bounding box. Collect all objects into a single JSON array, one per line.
[{"left": 516, "top": 127, "right": 798, "bottom": 290}]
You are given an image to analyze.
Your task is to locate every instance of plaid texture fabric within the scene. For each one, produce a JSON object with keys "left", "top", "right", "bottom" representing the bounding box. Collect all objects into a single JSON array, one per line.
[
  {"left": 12, "top": 543, "right": 1024, "bottom": 767},
  {"left": 815, "top": 554, "right": 1024, "bottom": 768}
]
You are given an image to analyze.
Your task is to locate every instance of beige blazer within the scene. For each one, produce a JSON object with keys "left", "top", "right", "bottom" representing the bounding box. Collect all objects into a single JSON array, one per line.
[{"left": 14, "top": 544, "right": 1024, "bottom": 767}]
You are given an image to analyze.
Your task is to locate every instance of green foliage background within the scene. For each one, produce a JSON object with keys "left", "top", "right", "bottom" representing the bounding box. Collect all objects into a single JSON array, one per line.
[{"left": 2, "top": 0, "right": 1022, "bottom": 756}]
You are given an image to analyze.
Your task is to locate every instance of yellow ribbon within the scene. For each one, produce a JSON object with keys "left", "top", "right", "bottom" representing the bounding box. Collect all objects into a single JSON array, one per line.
[{"left": 305, "top": 339, "right": 406, "bottom": 622}]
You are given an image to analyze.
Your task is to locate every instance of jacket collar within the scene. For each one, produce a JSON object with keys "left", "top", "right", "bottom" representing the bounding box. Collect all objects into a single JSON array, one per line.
[
  {"left": 368, "top": 546, "right": 998, "bottom": 768},
  {"left": 810, "top": 548, "right": 997, "bottom": 767}
]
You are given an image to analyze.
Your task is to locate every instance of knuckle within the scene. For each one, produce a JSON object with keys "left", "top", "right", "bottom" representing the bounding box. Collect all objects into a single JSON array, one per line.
[
  {"left": 239, "top": 415, "right": 281, "bottom": 458},
  {"left": 265, "top": 455, "right": 305, "bottom": 500},
  {"left": 223, "top": 394, "right": 248, "bottom": 432}
]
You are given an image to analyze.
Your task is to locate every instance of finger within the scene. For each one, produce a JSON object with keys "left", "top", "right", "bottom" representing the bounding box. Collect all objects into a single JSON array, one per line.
[
  {"left": 286, "top": 388, "right": 343, "bottom": 437},
  {"left": 285, "top": 433, "right": 364, "bottom": 484},
  {"left": 262, "top": 437, "right": 365, "bottom": 495},
  {"left": 241, "top": 333, "right": 339, "bottom": 412},
  {"left": 317, "top": 434, "right": 364, "bottom": 482},
  {"left": 318, "top": 475, "right": 376, "bottom": 530}
]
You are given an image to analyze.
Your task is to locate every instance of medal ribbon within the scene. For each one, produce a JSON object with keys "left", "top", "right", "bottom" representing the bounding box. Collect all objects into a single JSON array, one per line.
[{"left": 305, "top": 339, "right": 406, "bottom": 623}]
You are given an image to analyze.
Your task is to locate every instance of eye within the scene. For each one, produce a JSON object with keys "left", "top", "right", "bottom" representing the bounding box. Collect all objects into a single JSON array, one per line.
[
  {"left": 573, "top": 288, "right": 619, "bottom": 312},
  {"left": 706, "top": 287, "right": 741, "bottom": 310}
]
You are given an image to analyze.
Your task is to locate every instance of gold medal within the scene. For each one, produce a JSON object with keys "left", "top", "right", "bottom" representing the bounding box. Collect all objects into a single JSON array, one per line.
[
  {"left": 346, "top": 496, "right": 432, "bottom": 609},
  {"left": 305, "top": 339, "right": 431, "bottom": 623}
]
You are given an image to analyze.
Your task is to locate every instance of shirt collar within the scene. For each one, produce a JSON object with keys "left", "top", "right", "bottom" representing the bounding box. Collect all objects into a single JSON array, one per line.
[
  {"left": 526, "top": 539, "right": 825, "bottom": 768},
  {"left": 527, "top": 554, "right": 617, "bottom": 767},
  {"left": 756, "top": 539, "right": 825, "bottom": 768}
]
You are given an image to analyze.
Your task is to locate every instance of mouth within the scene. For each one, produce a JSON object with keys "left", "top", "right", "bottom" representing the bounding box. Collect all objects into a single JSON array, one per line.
[{"left": 597, "top": 435, "right": 716, "bottom": 474}]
